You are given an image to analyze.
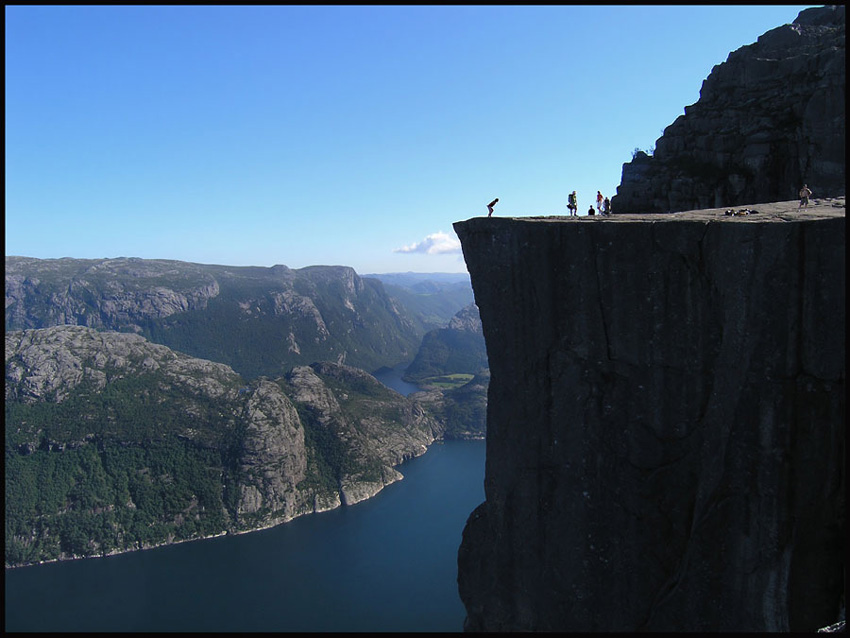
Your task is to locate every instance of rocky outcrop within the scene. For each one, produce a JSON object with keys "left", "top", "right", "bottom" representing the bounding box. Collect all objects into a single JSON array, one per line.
[
  {"left": 447, "top": 303, "right": 483, "bottom": 332},
  {"left": 5, "top": 324, "right": 236, "bottom": 405},
  {"left": 5, "top": 326, "right": 444, "bottom": 566},
  {"left": 285, "top": 361, "right": 441, "bottom": 505},
  {"left": 612, "top": 6, "right": 845, "bottom": 214},
  {"left": 235, "top": 378, "right": 310, "bottom": 522},
  {"left": 453, "top": 200, "right": 845, "bottom": 631}
]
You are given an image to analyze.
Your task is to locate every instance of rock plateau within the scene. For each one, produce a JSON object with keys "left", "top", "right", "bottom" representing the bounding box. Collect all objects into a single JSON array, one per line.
[{"left": 454, "top": 198, "right": 845, "bottom": 632}]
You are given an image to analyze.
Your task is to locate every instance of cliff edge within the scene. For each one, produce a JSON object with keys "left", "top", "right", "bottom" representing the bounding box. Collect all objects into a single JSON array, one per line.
[{"left": 453, "top": 198, "right": 845, "bottom": 631}]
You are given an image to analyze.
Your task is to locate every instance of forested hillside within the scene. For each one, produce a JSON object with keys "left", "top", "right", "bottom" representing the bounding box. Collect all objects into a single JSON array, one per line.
[
  {"left": 5, "top": 257, "right": 489, "bottom": 567},
  {"left": 5, "top": 326, "right": 443, "bottom": 567}
]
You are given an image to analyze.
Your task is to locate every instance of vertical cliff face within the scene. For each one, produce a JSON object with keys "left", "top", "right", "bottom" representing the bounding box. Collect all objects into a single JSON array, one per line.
[
  {"left": 612, "top": 5, "right": 845, "bottom": 213},
  {"left": 454, "top": 203, "right": 845, "bottom": 632}
]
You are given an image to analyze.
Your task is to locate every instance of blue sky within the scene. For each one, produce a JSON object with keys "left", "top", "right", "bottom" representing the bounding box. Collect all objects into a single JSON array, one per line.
[{"left": 6, "top": 5, "right": 815, "bottom": 274}]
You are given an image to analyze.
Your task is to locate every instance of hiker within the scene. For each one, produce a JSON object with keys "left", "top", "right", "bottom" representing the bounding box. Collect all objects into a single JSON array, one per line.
[
  {"left": 603, "top": 197, "right": 611, "bottom": 216},
  {"left": 596, "top": 191, "right": 604, "bottom": 213},
  {"left": 798, "top": 184, "right": 812, "bottom": 209},
  {"left": 567, "top": 191, "right": 577, "bottom": 216},
  {"left": 588, "top": 205, "right": 595, "bottom": 217},
  {"left": 487, "top": 198, "right": 499, "bottom": 216}
]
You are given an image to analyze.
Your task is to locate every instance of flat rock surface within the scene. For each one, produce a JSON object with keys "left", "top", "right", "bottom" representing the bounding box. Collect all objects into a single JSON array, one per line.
[{"left": 490, "top": 197, "right": 846, "bottom": 223}]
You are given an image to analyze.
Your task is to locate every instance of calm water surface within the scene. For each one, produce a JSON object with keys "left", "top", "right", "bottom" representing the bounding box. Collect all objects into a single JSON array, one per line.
[
  {"left": 5, "top": 365, "right": 485, "bottom": 632},
  {"left": 372, "top": 362, "right": 422, "bottom": 396}
]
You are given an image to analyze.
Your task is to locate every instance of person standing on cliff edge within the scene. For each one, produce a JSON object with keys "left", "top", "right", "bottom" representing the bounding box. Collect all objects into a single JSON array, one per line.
[
  {"left": 799, "top": 184, "right": 812, "bottom": 209},
  {"left": 487, "top": 198, "right": 499, "bottom": 216},
  {"left": 596, "top": 191, "right": 604, "bottom": 213},
  {"left": 567, "top": 191, "right": 577, "bottom": 216}
]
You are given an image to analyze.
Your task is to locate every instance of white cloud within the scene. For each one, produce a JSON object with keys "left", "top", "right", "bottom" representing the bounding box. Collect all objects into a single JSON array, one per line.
[{"left": 393, "top": 231, "right": 461, "bottom": 255}]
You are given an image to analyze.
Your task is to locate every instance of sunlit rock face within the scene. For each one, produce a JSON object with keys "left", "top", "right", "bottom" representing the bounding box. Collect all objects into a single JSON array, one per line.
[
  {"left": 454, "top": 205, "right": 844, "bottom": 632},
  {"left": 612, "top": 5, "right": 845, "bottom": 214}
]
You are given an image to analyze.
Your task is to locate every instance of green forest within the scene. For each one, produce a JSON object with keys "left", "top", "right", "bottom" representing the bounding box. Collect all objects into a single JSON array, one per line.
[{"left": 5, "top": 371, "right": 240, "bottom": 565}]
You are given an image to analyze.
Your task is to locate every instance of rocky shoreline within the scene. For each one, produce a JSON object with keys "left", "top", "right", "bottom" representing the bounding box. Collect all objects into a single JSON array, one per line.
[{"left": 4, "top": 440, "right": 430, "bottom": 570}]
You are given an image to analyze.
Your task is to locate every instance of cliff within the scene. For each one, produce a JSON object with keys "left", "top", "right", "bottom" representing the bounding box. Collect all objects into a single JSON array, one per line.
[
  {"left": 453, "top": 198, "right": 845, "bottom": 631},
  {"left": 612, "top": 5, "right": 845, "bottom": 213}
]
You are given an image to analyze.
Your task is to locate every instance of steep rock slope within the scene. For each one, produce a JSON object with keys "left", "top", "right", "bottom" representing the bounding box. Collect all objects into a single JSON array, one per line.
[
  {"left": 5, "top": 326, "right": 442, "bottom": 567},
  {"left": 612, "top": 5, "right": 845, "bottom": 213},
  {"left": 284, "top": 361, "right": 440, "bottom": 506},
  {"left": 453, "top": 201, "right": 845, "bottom": 631}
]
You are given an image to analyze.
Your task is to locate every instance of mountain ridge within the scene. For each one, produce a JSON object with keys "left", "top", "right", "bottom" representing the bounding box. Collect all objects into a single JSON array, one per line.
[{"left": 5, "top": 257, "right": 430, "bottom": 380}]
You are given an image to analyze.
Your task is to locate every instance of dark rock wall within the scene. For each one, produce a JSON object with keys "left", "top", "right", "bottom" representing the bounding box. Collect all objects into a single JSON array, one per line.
[
  {"left": 454, "top": 215, "right": 844, "bottom": 631},
  {"left": 612, "top": 6, "right": 845, "bottom": 213}
]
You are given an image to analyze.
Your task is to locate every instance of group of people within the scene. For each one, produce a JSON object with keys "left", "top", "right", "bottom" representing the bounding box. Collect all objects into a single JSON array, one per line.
[
  {"left": 488, "top": 184, "right": 814, "bottom": 217},
  {"left": 567, "top": 190, "right": 611, "bottom": 216},
  {"left": 487, "top": 191, "right": 612, "bottom": 218}
]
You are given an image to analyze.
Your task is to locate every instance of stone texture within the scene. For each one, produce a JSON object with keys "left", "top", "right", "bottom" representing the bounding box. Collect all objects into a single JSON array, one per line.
[
  {"left": 453, "top": 198, "right": 845, "bottom": 632},
  {"left": 612, "top": 6, "right": 845, "bottom": 214},
  {"left": 236, "top": 378, "right": 308, "bottom": 523},
  {"left": 4, "top": 324, "right": 237, "bottom": 404}
]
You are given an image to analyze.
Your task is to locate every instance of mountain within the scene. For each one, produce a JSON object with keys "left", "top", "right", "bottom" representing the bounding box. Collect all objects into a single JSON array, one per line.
[
  {"left": 363, "top": 272, "right": 474, "bottom": 332},
  {"left": 5, "top": 325, "right": 443, "bottom": 567},
  {"left": 362, "top": 272, "right": 471, "bottom": 288},
  {"left": 389, "top": 303, "right": 489, "bottom": 440},
  {"left": 453, "top": 198, "right": 845, "bottom": 631},
  {"left": 5, "top": 257, "right": 424, "bottom": 379},
  {"left": 612, "top": 5, "right": 845, "bottom": 213},
  {"left": 403, "top": 303, "right": 488, "bottom": 383}
]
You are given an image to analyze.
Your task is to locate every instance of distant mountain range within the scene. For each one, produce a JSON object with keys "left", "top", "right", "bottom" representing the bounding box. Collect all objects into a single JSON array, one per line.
[
  {"left": 362, "top": 271, "right": 471, "bottom": 288},
  {"left": 6, "top": 257, "right": 460, "bottom": 380},
  {"left": 4, "top": 256, "right": 487, "bottom": 567},
  {"left": 363, "top": 272, "right": 474, "bottom": 332}
]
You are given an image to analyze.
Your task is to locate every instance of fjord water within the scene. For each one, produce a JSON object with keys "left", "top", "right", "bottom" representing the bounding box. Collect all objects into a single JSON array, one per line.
[
  {"left": 5, "top": 367, "right": 485, "bottom": 632},
  {"left": 5, "top": 440, "right": 485, "bottom": 632},
  {"left": 372, "top": 361, "right": 422, "bottom": 396}
]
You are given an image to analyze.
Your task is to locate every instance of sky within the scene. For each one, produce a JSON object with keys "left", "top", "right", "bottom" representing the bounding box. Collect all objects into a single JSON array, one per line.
[{"left": 6, "top": 4, "right": 816, "bottom": 274}]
